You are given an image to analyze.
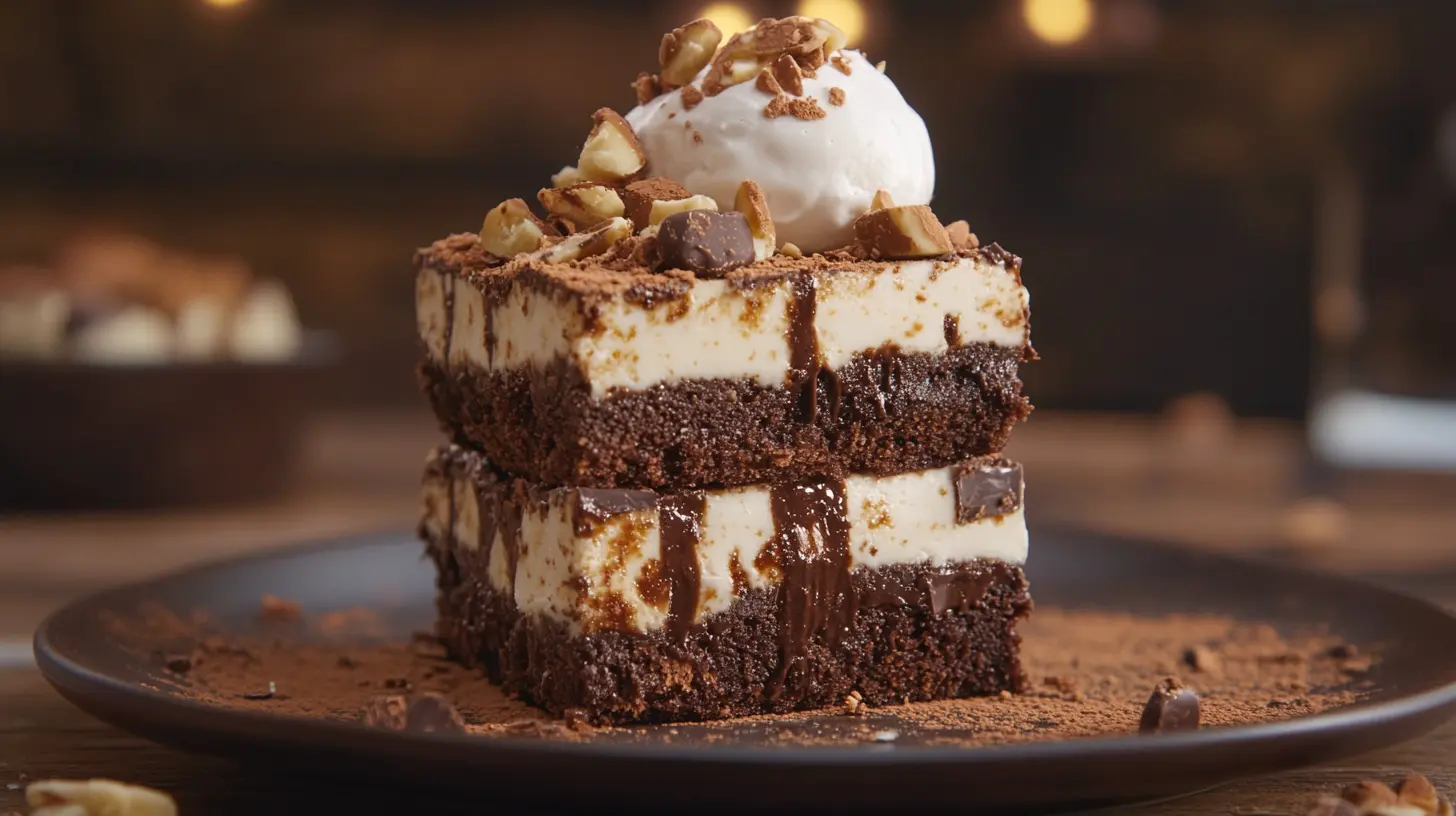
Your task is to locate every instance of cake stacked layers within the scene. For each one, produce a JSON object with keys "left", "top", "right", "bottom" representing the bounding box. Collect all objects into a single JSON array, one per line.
[{"left": 414, "top": 15, "right": 1035, "bottom": 724}]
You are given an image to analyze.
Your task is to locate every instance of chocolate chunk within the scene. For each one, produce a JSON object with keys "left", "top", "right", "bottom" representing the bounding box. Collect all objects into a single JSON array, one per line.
[
  {"left": 1138, "top": 678, "right": 1200, "bottom": 733},
  {"left": 163, "top": 654, "right": 192, "bottom": 674},
  {"left": 362, "top": 694, "right": 408, "bottom": 729},
  {"left": 654, "top": 210, "right": 756, "bottom": 277},
  {"left": 405, "top": 691, "right": 466, "bottom": 734}
]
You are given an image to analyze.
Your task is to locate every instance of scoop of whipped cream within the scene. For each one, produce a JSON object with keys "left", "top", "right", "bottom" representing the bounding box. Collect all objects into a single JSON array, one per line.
[{"left": 626, "top": 48, "right": 935, "bottom": 254}]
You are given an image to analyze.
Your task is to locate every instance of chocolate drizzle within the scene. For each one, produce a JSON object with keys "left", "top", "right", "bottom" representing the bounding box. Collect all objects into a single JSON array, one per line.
[
  {"left": 953, "top": 459, "right": 1024, "bottom": 523},
  {"left": 785, "top": 272, "right": 825, "bottom": 423},
  {"left": 657, "top": 493, "right": 705, "bottom": 642},
  {"left": 766, "top": 480, "right": 855, "bottom": 700}
]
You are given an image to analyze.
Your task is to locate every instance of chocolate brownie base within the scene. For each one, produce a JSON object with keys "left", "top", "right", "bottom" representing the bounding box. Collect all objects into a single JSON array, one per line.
[
  {"left": 421, "top": 341, "right": 1029, "bottom": 490},
  {"left": 428, "top": 534, "right": 1030, "bottom": 724}
]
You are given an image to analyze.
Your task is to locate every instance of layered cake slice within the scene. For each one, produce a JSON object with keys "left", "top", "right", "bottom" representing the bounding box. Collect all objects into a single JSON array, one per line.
[
  {"left": 415, "top": 13, "right": 1036, "bottom": 724},
  {"left": 422, "top": 445, "right": 1031, "bottom": 724},
  {"left": 416, "top": 238, "right": 1030, "bottom": 489}
]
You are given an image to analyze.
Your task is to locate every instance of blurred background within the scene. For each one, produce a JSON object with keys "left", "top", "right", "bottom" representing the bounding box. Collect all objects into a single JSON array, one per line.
[{"left": 0, "top": 0, "right": 1453, "bottom": 630}]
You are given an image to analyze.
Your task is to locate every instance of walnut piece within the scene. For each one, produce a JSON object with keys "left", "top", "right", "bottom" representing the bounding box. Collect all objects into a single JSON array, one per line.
[
  {"left": 734, "top": 179, "right": 776, "bottom": 260},
  {"left": 648, "top": 194, "right": 719, "bottom": 227},
  {"left": 529, "top": 217, "right": 633, "bottom": 263},
  {"left": 660, "top": 18, "right": 722, "bottom": 88},
  {"left": 480, "top": 198, "right": 550, "bottom": 257},
  {"left": 538, "top": 183, "right": 626, "bottom": 230},
  {"left": 854, "top": 204, "right": 954, "bottom": 260},
  {"left": 28, "top": 779, "right": 177, "bottom": 816},
  {"left": 578, "top": 108, "right": 647, "bottom": 184},
  {"left": 945, "top": 219, "right": 979, "bottom": 250},
  {"left": 703, "top": 16, "right": 846, "bottom": 96}
]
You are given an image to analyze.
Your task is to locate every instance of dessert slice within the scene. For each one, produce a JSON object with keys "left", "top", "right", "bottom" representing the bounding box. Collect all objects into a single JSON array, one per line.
[
  {"left": 421, "top": 445, "right": 1031, "bottom": 724},
  {"left": 416, "top": 238, "right": 1031, "bottom": 490}
]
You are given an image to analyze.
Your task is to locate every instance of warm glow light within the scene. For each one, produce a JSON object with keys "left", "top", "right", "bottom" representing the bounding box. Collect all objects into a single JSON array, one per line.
[
  {"left": 203, "top": 0, "right": 248, "bottom": 7},
  {"left": 797, "top": 0, "right": 866, "bottom": 46},
  {"left": 1022, "top": 0, "right": 1093, "bottom": 46},
  {"left": 696, "top": 3, "right": 755, "bottom": 35}
]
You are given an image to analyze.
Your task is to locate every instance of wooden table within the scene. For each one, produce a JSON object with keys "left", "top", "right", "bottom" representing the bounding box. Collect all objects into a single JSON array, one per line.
[{"left": 2, "top": 410, "right": 1454, "bottom": 815}]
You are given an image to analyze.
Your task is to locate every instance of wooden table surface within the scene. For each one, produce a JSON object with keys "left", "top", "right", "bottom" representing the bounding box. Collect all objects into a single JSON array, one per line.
[{"left": 2, "top": 409, "right": 1455, "bottom": 815}]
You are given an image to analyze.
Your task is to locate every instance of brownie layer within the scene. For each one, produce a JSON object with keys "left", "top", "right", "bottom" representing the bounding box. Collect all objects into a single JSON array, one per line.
[
  {"left": 421, "top": 446, "right": 1032, "bottom": 724},
  {"left": 429, "top": 539, "right": 1030, "bottom": 724},
  {"left": 422, "top": 341, "right": 1029, "bottom": 489},
  {"left": 414, "top": 233, "right": 1032, "bottom": 490}
]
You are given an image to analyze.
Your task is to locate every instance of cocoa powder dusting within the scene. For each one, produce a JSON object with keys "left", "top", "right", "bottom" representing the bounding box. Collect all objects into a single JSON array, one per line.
[{"left": 113, "top": 604, "right": 1373, "bottom": 749}]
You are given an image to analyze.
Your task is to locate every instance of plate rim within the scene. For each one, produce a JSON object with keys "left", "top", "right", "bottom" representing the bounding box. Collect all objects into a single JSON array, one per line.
[{"left": 31, "top": 528, "right": 1456, "bottom": 770}]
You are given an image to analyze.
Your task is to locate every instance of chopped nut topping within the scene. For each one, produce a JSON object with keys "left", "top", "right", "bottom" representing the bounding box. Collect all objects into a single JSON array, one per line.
[
  {"left": 633, "top": 72, "right": 662, "bottom": 106},
  {"left": 27, "top": 779, "right": 178, "bottom": 816},
  {"left": 529, "top": 217, "right": 634, "bottom": 263},
  {"left": 854, "top": 204, "right": 954, "bottom": 260},
  {"left": 660, "top": 18, "right": 723, "bottom": 88},
  {"left": 551, "top": 165, "right": 587, "bottom": 188},
  {"left": 780, "top": 242, "right": 804, "bottom": 258},
  {"left": 734, "top": 179, "right": 776, "bottom": 260},
  {"left": 648, "top": 194, "right": 719, "bottom": 226},
  {"left": 829, "top": 86, "right": 846, "bottom": 106},
  {"left": 755, "top": 68, "right": 784, "bottom": 96},
  {"left": 623, "top": 177, "right": 692, "bottom": 230},
  {"left": 578, "top": 108, "right": 647, "bottom": 184},
  {"left": 831, "top": 53, "right": 853, "bottom": 75},
  {"left": 876, "top": 59, "right": 887, "bottom": 73},
  {"left": 843, "top": 689, "right": 866, "bottom": 716},
  {"left": 480, "top": 198, "right": 553, "bottom": 257},
  {"left": 771, "top": 54, "right": 805, "bottom": 96},
  {"left": 870, "top": 189, "right": 896, "bottom": 211},
  {"left": 680, "top": 85, "right": 705, "bottom": 110},
  {"left": 702, "top": 16, "right": 845, "bottom": 97},
  {"left": 538, "top": 183, "right": 626, "bottom": 230},
  {"left": 945, "top": 219, "right": 979, "bottom": 250}
]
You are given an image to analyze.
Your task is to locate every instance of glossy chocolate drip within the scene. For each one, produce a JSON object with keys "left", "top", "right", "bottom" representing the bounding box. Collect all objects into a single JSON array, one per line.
[
  {"left": 786, "top": 272, "right": 826, "bottom": 424},
  {"left": 859, "top": 563, "right": 1000, "bottom": 615},
  {"left": 767, "top": 480, "right": 855, "bottom": 700},
  {"left": 953, "top": 459, "right": 1024, "bottom": 523},
  {"left": 657, "top": 493, "right": 705, "bottom": 642},
  {"left": 572, "top": 488, "right": 658, "bottom": 536}
]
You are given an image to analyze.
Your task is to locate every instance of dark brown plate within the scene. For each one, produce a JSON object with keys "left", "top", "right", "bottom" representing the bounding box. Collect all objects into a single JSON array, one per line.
[{"left": 34, "top": 529, "right": 1456, "bottom": 812}]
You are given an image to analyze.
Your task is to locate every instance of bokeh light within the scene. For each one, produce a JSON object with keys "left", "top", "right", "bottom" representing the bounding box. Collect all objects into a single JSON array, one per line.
[
  {"left": 202, "top": 0, "right": 248, "bottom": 8},
  {"left": 1022, "top": 0, "right": 1094, "bottom": 46},
  {"left": 797, "top": 0, "right": 866, "bottom": 46},
  {"left": 696, "top": 3, "right": 755, "bottom": 35}
]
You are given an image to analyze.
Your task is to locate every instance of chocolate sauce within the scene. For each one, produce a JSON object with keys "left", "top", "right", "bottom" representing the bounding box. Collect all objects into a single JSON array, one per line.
[
  {"left": 657, "top": 493, "right": 705, "bottom": 642},
  {"left": 572, "top": 489, "right": 658, "bottom": 536},
  {"left": 481, "top": 280, "right": 496, "bottom": 366},
  {"left": 785, "top": 272, "right": 825, "bottom": 423},
  {"left": 953, "top": 459, "right": 1024, "bottom": 523},
  {"left": 767, "top": 480, "right": 855, "bottom": 700}
]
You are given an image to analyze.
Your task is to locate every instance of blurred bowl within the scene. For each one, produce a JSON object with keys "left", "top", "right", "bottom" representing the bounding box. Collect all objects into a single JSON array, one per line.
[{"left": 0, "top": 332, "right": 338, "bottom": 511}]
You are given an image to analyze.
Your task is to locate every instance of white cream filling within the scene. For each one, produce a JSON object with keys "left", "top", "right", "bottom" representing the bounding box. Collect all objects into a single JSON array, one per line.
[
  {"left": 416, "top": 254, "right": 1027, "bottom": 398},
  {"left": 425, "top": 461, "right": 1027, "bottom": 637}
]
